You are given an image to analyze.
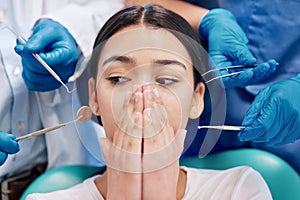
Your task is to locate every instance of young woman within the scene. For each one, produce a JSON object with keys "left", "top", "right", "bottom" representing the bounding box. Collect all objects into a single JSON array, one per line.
[{"left": 26, "top": 5, "right": 272, "bottom": 200}]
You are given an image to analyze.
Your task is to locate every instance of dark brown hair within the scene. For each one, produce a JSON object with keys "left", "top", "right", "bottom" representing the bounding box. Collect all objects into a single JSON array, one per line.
[{"left": 88, "top": 4, "right": 207, "bottom": 85}]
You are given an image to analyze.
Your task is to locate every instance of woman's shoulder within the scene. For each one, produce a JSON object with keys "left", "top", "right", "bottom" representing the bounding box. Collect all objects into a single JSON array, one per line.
[
  {"left": 181, "top": 165, "right": 259, "bottom": 179},
  {"left": 181, "top": 165, "right": 262, "bottom": 185},
  {"left": 181, "top": 166, "right": 272, "bottom": 199},
  {"left": 25, "top": 175, "right": 104, "bottom": 200},
  {"left": 182, "top": 165, "right": 257, "bottom": 176}
]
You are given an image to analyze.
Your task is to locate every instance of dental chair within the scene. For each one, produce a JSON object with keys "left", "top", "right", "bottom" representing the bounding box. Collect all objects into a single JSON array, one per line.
[{"left": 20, "top": 148, "right": 300, "bottom": 200}]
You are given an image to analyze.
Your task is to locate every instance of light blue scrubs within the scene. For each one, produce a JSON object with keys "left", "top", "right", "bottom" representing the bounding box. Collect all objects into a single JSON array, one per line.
[
  {"left": 0, "top": 2, "right": 105, "bottom": 181},
  {"left": 183, "top": 0, "right": 300, "bottom": 174}
]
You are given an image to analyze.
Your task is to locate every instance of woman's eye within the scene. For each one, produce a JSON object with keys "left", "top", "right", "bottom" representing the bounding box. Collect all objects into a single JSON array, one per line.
[
  {"left": 106, "top": 76, "right": 130, "bottom": 85},
  {"left": 156, "top": 77, "right": 179, "bottom": 85}
]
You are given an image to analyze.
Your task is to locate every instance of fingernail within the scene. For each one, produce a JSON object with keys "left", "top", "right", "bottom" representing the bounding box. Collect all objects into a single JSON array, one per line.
[
  {"left": 153, "top": 88, "right": 159, "bottom": 98},
  {"left": 132, "top": 84, "right": 140, "bottom": 93},
  {"left": 134, "top": 92, "right": 141, "bottom": 103},
  {"left": 125, "top": 91, "right": 132, "bottom": 104},
  {"left": 144, "top": 89, "right": 152, "bottom": 101},
  {"left": 134, "top": 112, "right": 142, "bottom": 125},
  {"left": 144, "top": 108, "right": 151, "bottom": 117},
  {"left": 144, "top": 83, "right": 152, "bottom": 91}
]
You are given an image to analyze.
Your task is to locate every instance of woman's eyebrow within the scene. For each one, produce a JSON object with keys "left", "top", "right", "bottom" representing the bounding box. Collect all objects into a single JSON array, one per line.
[
  {"left": 153, "top": 59, "right": 187, "bottom": 70},
  {"left": 103, "top": 55, "right": 135, "bottom": 66}
]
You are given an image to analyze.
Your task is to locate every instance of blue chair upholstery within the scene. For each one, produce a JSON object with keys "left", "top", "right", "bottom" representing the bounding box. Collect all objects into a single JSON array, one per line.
[{"left": 21, "top": 149, "right": 300, "bottom": 200}]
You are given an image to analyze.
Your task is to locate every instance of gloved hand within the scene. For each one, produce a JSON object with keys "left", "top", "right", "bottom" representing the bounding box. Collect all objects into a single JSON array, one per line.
[
  {"left": 238, "top": 74, "right": 300, "bottom": 146},
  {"left": 14, "top": 19, "right": 78, "bottom": 92},
  {"left": 220, "top": 59, "right": 277, "bottom": 89},
  {"left": 0, "top": 131, "right": 19, "bottom": 165},
  {"left": 199, "top": 9, "right": 277, "bottom": 89}
]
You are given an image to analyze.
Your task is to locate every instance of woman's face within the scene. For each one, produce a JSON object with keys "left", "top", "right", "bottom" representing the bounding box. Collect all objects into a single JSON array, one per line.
[{"left": 89, "top": 25, "right": 205, "bottom": 140}]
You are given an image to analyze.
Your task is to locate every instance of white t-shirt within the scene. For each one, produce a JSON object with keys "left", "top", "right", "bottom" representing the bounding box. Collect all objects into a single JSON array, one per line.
[{"left": 26, "top": 166, "right": 272, "bottom": 200}]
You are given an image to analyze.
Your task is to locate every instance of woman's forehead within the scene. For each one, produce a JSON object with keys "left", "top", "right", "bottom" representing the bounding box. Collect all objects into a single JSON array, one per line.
[{"left": 99, "top": 26, "right": 192, "bottom": 64}]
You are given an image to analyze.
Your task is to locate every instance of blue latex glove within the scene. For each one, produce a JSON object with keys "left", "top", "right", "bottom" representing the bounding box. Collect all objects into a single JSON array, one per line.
[
  {"left": 0, "top": 131, "right": 19, "bottom": 165},
  {"left": 220, "top": 59, "right": 277, "bottom": 89},
  {"left": 199, "top": 9, "right": 277, "bottom": 89},
  {"left": 239, "top": 74, "right": 300, "bottom": 146},
  {"left": 14, "top": 19, "right": 78, "bottom": 91}
]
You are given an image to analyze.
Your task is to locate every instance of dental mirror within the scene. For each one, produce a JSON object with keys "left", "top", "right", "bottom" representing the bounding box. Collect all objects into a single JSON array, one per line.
[{"left": 15, "top": 106, "right": 92, "bottom": 141}]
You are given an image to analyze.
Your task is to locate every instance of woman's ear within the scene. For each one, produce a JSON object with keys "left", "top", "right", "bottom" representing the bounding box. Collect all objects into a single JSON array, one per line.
[
  {"left": 189, "top": 82, "right": 205, "bottom": 119},
  {"left": 88, "top": 77, "right": 101, "bottom": 116}
]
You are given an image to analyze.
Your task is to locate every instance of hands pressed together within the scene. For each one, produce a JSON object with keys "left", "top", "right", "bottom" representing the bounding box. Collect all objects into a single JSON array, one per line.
[{"left": 99, "top": 84, "right": 186, "bottom": 199}]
